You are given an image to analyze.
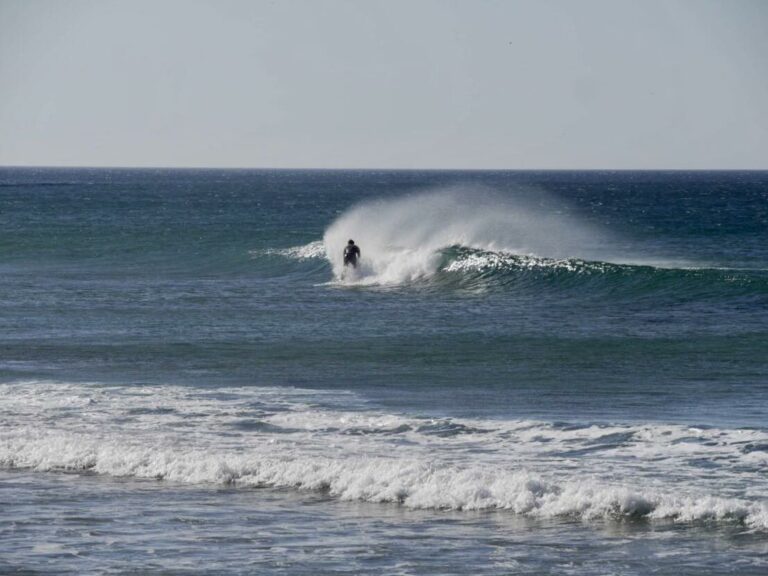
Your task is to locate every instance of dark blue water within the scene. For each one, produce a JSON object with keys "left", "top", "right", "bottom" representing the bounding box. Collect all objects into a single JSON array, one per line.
[{"left": 1, "top": 168, "right": 767, "bottom": 574}]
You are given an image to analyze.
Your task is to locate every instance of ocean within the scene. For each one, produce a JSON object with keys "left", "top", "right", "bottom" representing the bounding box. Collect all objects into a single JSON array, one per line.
[{"left": 1, "top": 167, "right": 767, "bottom": 574}]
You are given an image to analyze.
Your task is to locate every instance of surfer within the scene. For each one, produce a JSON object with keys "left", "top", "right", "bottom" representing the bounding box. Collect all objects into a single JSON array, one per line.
[{"left": 343, "top": 239, "right": 360, "bottom": 268}]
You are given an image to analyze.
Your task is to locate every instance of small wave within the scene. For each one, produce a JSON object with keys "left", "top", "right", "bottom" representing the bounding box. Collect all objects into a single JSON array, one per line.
[
  {"left": 250, "top": 240, "right": 327, "bottom": 261},
  {"left": 0, "top": 181, "right": 79, "bottom": 188}
]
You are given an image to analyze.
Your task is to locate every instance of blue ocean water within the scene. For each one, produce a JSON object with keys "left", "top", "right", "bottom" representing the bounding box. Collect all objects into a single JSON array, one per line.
[{"left": 1, "top": 168, "right": 767, "bottom": 574}]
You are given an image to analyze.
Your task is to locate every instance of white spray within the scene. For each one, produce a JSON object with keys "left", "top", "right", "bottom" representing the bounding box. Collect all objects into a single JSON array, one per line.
[{"left": 323, "top": 187, "right": 609, "bottom": 284}]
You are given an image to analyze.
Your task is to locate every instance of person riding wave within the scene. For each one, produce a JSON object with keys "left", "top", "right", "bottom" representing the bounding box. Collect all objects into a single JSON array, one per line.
[{"left": 343, "top": 239, "right": 360, "bottom": 268}]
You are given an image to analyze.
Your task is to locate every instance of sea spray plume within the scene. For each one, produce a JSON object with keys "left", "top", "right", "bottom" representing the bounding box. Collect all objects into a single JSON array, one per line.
[{"left": 322, "top": 187, "right": 611, "bottom": 285}]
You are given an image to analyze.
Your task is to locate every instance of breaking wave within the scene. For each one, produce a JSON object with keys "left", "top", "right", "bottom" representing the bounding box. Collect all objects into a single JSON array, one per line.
[
  {"left": 322, "top": 187, "right": 615, "bottom": 285},
  {"left": 240, "top": 188, "right": 767, "bottom": 292},
  {"left": 2, "top": 381, "right": 767, "bottom": 529},
  {"left": 261, "top": 240, "right": 767, "bottom": 296}
]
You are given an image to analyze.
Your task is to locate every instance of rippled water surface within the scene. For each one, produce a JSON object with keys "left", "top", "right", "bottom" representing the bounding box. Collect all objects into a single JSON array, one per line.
[{"left": 1, "top": 168, "right": 767, "bottom": 574}]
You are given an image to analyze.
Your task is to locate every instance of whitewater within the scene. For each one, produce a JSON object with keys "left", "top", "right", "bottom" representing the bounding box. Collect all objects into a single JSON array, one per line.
[{"left": 3, "top": 381, "right": 767, "bottom": 529}]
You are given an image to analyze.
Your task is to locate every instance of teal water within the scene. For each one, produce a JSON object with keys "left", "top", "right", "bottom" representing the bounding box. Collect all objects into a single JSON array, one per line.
[{"left": 1, "top": 168, "right": 767, "bottom": 574}]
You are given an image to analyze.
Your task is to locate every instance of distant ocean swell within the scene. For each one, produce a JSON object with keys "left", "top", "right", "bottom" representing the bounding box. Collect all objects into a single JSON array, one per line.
[{"left": 2, "top": 381, "right": 766, "bottom": 529}]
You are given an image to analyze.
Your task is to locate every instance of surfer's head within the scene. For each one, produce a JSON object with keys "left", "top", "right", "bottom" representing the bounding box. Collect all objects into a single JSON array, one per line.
[{"left": 348, "top": 239, "right": 355, "bottom": 245}]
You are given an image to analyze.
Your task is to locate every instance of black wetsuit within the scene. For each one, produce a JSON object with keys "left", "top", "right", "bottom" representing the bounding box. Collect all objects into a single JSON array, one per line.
[{"left": 343, "top": 244, "right": 360, "bottom": 267}]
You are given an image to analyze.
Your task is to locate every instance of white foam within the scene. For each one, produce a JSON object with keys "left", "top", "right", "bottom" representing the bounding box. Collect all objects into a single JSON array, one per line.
[{"left": 2, "top": 381, "right": 767, "bottom": 529}]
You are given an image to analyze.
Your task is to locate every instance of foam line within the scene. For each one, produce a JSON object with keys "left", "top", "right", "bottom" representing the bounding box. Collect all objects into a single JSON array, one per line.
[
  {"left": 1, "top": 381, "right": 767, "bottom": 529},
  {"left": 2, "top": 430, "right": 766, "bottom": 528}
]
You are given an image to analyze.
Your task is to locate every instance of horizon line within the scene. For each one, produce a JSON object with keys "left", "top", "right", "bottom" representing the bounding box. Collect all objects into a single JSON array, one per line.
[{"left": 2, "top": 164, "right": 768, "bottom": 173}]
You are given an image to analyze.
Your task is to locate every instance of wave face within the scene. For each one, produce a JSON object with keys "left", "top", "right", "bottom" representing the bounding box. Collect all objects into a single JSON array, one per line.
[{"left": 3, "top": 381, "right": 767, "bottom": 529}]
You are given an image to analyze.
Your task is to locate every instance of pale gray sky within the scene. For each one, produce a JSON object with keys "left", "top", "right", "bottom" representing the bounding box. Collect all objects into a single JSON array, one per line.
[{"left": 1, "top": 0, "right": 766, "bottom": 169}]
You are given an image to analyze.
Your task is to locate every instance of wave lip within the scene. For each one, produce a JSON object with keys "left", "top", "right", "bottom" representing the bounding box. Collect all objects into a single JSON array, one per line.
[{"left": 2, "top": 381, "right": 767, "bottom": 530}]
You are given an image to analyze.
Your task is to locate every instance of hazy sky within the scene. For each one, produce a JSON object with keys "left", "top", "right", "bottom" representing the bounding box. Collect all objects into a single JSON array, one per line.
[{"left": 1, "top": 0, "right": 766, "bottom": 169}]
